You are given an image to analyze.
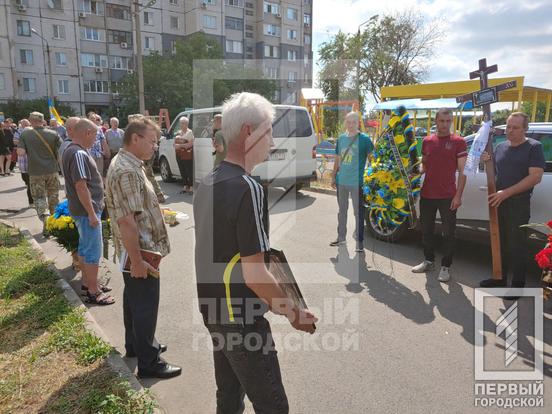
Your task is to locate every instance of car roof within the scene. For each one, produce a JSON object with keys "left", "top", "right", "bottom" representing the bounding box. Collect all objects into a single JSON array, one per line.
[
  {"left": 174, "top": 104, "right": 307, "bottom": 118},
  {"left": 464, "top": 122, "right": 552, "bottom": 142}
]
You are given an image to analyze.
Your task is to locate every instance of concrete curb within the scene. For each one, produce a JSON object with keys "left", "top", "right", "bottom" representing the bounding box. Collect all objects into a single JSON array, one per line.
[
  {"left": 0, "top": 219, "right": 163, "bottom": 414},
  {"left": 304, "top": 186, "right": 336, "bottom": 196}
]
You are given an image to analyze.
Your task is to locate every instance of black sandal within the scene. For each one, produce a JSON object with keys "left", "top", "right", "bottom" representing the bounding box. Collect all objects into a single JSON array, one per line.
[
  {"left": 81, "top": 284, "right": 112, "bottom": 293},
  {"left": 85, "top": 291, "right": 115, "bottom": 305}
]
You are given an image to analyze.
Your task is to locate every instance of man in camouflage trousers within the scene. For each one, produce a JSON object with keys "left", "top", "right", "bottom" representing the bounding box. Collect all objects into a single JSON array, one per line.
[{"left": 18, "top": 112, "right": 62, "bottom": 227}]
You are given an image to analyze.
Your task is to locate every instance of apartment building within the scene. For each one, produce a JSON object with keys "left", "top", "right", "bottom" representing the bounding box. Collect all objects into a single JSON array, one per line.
[{"left": 0, "top": 0, "right": 313, "bottom": 114}]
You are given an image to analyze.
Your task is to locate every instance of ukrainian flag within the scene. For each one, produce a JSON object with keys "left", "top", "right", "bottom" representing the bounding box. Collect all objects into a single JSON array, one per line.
[{"left": 48, "top": 98, "right": 64, "bottom": 126}]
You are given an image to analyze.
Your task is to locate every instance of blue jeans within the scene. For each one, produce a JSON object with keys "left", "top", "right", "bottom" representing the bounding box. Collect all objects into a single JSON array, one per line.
[
  {"left": 73, "top": 213, "right": 102, "bottom": 265},
  {"left": 204, "top": 317, "right": 289, "bottom": 414},
  {"left": 337, "top": 185, "right": 365, "bottom": 243}
]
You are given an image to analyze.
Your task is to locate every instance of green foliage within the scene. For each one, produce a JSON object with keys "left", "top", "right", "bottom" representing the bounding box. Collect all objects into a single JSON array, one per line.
[
  {"left": 0, "top": 98, "right": 75, "bottom": 122},
  {"left": 94, "top": 384, "right": 157, "bottom": 414},
  {"left": 317, "top": 11, "right": 441, "bottom": 104},
  {"left": 492, "top": 109, "right": 511, "bottom": 126},
  {"left": 117, "top": 33, "right": 277, "bottom": 119},
  {"left": 521, "top": 101, "right": 550, "bottom": 122}
]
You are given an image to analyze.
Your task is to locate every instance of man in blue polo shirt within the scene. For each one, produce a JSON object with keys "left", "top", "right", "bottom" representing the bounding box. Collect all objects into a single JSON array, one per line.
[{"left": 331, "top": 111, "right": 374, "bottom": 252}]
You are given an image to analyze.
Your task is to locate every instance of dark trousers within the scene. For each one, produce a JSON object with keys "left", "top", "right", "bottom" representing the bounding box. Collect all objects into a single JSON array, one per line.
[
  {"left": 337, "top": 185, "right": 365, "bottom": 243},
  {"left": 177, "top": 158, "right": 193, "bottom": 187},
  {"left": 21, "top": 172, "right": 33, "bottom": 204},
  {"left": 420, "top": 197, "right": 457, "bottom": 267},
  {"left": 498, "top": 197, "right": 530, "bottom": 287},
  {"left": 122, "top": 272, "right": 162, "bottom": 371},
  {"left": 205, "top": 317, "right": 289, "bottom": 414}
]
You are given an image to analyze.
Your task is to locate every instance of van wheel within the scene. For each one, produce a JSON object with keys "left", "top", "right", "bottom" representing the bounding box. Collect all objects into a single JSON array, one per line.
[
  {"left": 365, "top": 208, "right": 408, "bottom": 243},
  {"left": 159, "top": 157, "right": 174, "bottom": 183}
]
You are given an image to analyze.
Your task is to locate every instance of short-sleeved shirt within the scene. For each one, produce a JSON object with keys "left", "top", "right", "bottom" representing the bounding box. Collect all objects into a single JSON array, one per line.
[
  {"left": 106, "top": 149, "right": 170, "bottom": 260},
  {"left": 194, "top": 161, "right": 270, "bottom": 324},
  {"left": 213, "top": 130, "right": 227, "bottom": 167},
  {"left": 105, "top": 128, "right": 124, "bottom": 154},
  {"left": 175, "top": 128, "right": 194, "bottom": 160},
  {"left": 421, "top": 134, "right": 467, "bottom": 199},
  {"left": 62, "top": 142, "right": 104, "bottom": 216},
  {"left": 495, "top": 138, "right": 545, "bottom": 199},
  {"left": 19, "top": 127, "right": 62, "bottom": 176},
  {"left": 335, "top": 132, "right": 373, "bottom": 186},
  {"left": 89, "top": 128, "right": 105, "bottom": 158}
]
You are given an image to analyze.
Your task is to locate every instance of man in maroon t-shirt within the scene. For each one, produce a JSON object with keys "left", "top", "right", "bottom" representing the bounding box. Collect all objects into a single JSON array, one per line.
[{"left": 411, "top": 108, "right": 468, "bottom": 282}]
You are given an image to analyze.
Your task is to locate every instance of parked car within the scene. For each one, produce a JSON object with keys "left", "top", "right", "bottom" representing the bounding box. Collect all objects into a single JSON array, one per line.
[
  {"left": 157, "top": 105, "right": 318, "bottom": 191},
  {"left": 366, "top": 122, "right": 552, "bottom": 244}
]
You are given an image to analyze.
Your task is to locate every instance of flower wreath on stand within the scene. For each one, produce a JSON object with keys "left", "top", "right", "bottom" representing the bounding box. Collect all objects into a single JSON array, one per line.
[
  {"left": 46, "top": 200, "right": 80, "bottom": 269},
  {"left": 364, "top": 106, "right": 422, "bottom": 235},
  {"left": 530, "top": 220, "right": 552, "bottom": 301},
  {"left": 46, "top": 200, "right": 112, "bottom": 270}
]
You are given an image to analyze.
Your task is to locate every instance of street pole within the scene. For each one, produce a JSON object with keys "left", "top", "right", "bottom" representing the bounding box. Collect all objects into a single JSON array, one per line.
[
  {"left": 133, "top": 2, "right": 145, "bottom": 115},
  {"left": 45, "top": 43, "right": 54, "bottom": 105}
]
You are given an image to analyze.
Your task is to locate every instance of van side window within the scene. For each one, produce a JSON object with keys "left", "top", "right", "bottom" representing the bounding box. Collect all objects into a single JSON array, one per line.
[
  {"left": 273, "top": 108, "right": 312, "bottom": 138},
  {"left": 536, "top": 134, "right": 552, "bottom": 172}
]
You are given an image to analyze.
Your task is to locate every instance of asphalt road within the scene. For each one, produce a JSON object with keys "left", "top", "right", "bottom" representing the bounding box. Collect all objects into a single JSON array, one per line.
[{"left": 1, "top": 172, "right": 551, "bottom": 414}]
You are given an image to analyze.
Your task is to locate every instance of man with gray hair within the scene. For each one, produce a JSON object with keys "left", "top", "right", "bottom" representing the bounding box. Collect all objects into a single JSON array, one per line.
[
  {"left": 194, "top": 92, "right": 317, "bottom": 413},
  {"left": 18, "top": 111, "right": 62, "bottom": 229}
]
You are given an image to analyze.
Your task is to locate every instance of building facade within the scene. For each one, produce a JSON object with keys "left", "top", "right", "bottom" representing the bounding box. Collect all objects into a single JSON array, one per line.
[{"left": 0, "top": 0, "right": 313, "bottom": 115}]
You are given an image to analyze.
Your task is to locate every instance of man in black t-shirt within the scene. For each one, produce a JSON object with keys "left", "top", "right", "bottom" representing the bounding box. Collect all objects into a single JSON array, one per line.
[
  {"left": 194, "top": 92, "right": 317, "bottom": 413},
  {"left": 479, "top": 112, "right": 545, "bottom": 292}
]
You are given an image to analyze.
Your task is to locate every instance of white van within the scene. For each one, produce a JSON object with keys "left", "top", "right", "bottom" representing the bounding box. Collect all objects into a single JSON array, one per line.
[{"left": 157, "top": 105, "right": 317, "bottom": 189}]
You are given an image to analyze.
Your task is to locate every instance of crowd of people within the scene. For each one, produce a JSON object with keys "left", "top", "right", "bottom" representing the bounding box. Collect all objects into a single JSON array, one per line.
[{"left": 0, "top": 96, "right": 546, "bottom": 412}]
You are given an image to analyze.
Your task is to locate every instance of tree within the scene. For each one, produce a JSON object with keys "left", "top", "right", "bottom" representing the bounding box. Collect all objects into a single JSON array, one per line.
[
  {"left": 117, "top": 33, "right": 277, "bottom": 121},
  {"left": 0, "top": 98, "right": 75, "bottom": 122},
  {"left": 317, "top": 10, "right": 442, "bottom": 103},
  {"left": 521, "top": 101, "right": 550, "bottom": 122}
]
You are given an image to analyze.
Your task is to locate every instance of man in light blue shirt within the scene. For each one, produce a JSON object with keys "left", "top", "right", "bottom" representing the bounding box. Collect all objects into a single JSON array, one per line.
[{"left": 331, "top": 112, "right": 373, "bottom": 252}]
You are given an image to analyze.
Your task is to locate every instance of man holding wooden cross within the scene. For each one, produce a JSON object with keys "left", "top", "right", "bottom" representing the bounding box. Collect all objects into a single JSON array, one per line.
[{"left": 479, "top": 112, "right": 545, "bottom": 293}]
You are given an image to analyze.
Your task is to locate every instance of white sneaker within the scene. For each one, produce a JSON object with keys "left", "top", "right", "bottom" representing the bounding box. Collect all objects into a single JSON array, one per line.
[
  {"left": 411, "top": 260, "right": 434, "bottom": 273},
  {"left": 438, "top": 266, "right": 450, "bottom": 283}
]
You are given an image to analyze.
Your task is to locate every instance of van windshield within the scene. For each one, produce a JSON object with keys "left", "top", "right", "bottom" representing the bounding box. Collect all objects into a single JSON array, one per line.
[{"left": 273, "top": 108, "right": 312, "bottom": 138}]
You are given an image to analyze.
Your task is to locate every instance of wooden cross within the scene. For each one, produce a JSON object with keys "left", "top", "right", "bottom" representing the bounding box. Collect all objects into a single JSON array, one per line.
[{"left": 456, "top": 58, "right": 517, "bottom": 280}]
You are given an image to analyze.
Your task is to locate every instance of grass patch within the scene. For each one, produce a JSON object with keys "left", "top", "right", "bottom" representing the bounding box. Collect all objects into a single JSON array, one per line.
[{"left": 0, "top": 224, "right": 156, "bottom": 414}]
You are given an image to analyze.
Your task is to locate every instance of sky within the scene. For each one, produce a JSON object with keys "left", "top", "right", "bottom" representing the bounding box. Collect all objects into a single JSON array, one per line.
[{"left": 312, "top": 0, "right": 552, "bottom": 103}]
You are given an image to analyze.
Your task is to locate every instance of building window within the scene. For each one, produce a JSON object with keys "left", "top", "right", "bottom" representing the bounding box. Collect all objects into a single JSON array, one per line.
[
  {"left": 245, "top": 2, "right": 253, "bottom": 8},
  {"left": 16, "top": 20, "right": 31, "bottom": 37},
  {"left": 84, "top": 80, "right": 109, "bottom": 93},
  {"left": 58, "top": 79, "right": 69, "bottom": 94},
  {"left": 169, "top": 0, "right": 178, "bottom": 4},
  {"left": 170, "top": 16, "right": 179, "bottom": 29},
  {"left": 81, "top": 27, "right": 102, "bottom": 41},
  {"left": 23, "top": 78, "right": 36, "bottom": 92},
  {"left": 304, "top": 13, "right": 311, "bottom": 25},
  {"left": 245, "top": 31, "right": 253, "bottom": 38},
  {"left": 203, "top": 15, "right": 217, "bottom": 29},
  {"left": 304, "top": 34, "right": 311, "bottom": 44},
  {"left": 263, "top": 1, "right": 279, "bottom": 14},
  {"left": 245, "top": 9, "right": 253, "bottom": 16},
  {"left": 145, "top": 36, "right": 155, "bottom": 50},
  {"left": 53, "top": 24, "right": 66, "bottom": 40},
  {"left": 55, "top": 52, "right": 67, "bottom": 66},
  {"left": 273, "top": 89, "right": 280, "bottom": 102},
  {"left": 81, "top": 53, "right": 108, "bottom": 68},
  {"left": 287, "top": 50, "right": 298, "bottom": 61},
  {"left": 288, "top": 91, "right": 297, "bottom": 103},
  {"left": 107, "top": 30, "right": 132, "bottom": 44},
  {"left": 287, "top": 29, "right": 297, "bottom": 40},
  {"left": 110, "top": 56, "right": 131, "bottom": 70},
  {"left": 170, "top": 40, "right": 177, "bottom": 55},
  {"left": 287, "top": 7, "right": 298, "bottom": 20},
  {"left": 288, "top": 71, "right": 297, "bottom": 82},
  {"left": 0, "top": 74, "right": 5, "bottom": 90},
  {"left": 225, "top": 16, "right": 243, "bottom": 31},
  {"left": 264, "top": 24, "right": 280, "bottom": 37},
  {"left": 264, "top": 66, "right": 279, "bottom": 79},
  {"left": 51, "top": 0, "right": 62, "bottom": 10},
  {"left": 144, "top": 11, "right": 153, "bottom": 25},
  {"left": 264, "top": 45, "right": 279, "bottom": 58},
  {"left": 79, "top": 0, "right": 104, "bottom": 15},
  {"left": 204, "top": 0, "right": 216, "bottom": 4},
  {"left": 225, "top": 0, "right": 243, "bottom": 7},
  {"left": 225, "top": 40, "right": 243, "bottom": 54},
  {"left": 106, "top": 4, "right": 130, "bottom": 20},
  {"left": 20, "top": 49, "right": 33, "bottom": 65}
]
